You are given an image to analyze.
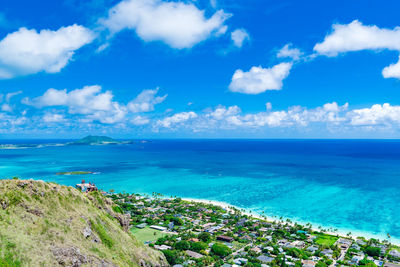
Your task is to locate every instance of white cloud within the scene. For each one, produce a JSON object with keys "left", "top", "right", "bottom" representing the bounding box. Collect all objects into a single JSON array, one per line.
[
  {"left": 314, "top": 20, "right": 400, "bottom": 56},
  {"left": 382, "top": 56, "right": 400, "bottom": 79},
  {"left": 1, "top": 103, "right": 12, "bottom": 112},
  {"left": 43, "top": 113, "right": 66, "bottom": 123},
  {"left": 229, "top": 62, "right": 292, "bottom": 94},
  {"left": 22, "top": 85, "right": 168, "bottom": 125},
  {"left": 0, "top": 25, "right": 95, "bottom": 78},
  {"left": 100, "top": 0, "right": 231, "bottom": 49},
  {"left": 127, "top": 88, "right": 167, "bottom": 113},
  {"left": 131, "top": 115, "right": 150, "bottom": 125},
  {"left": 22, "top": 85, "right": 114, "bottom": 114},
  {"left": 5, "top": 91, "right": 22, "bottom": 102},
  {"left": 156, "top": 111, "right": 197, "bottom": 128},
  {"left": 277, "top": 43, "right": 303, "bottom": 60},
  {"left": 231, "top": 28, "right": 249, "bottom": 48},
  {"left": 22, "top": 85, "right": 128, "bottom": 124},
  {"left": 347, "top": 103, "right": 400, "bottom": 126},
  {"left": 207, "top": 105, "right": 241, "bottom": 120},
  {"left": 265, "top": 102, "right": 272, "bottom": 111}
]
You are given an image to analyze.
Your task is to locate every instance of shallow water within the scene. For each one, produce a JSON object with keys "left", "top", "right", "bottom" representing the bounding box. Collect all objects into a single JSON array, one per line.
[{"left": 1, "top": 139, "right": 399, "bottom": 242}]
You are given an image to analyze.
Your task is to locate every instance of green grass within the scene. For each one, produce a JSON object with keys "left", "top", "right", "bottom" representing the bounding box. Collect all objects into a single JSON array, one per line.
[
  {"left": 0, "top": 179, "right": 167, "bottom": 266},
  {"left": 91, "top": 219, "right": 115, "bottom": 249},
  {"left": 314, "top": 233, "right": 339, "bottom": 246},
  {"left": 130, "top": 227, "right": 168, "bottom": 243}
]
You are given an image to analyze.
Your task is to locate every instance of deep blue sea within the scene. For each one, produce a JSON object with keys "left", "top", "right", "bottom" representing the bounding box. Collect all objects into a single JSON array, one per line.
[{"left": 1, "top": 139, "right": 399, "bottom": 242}]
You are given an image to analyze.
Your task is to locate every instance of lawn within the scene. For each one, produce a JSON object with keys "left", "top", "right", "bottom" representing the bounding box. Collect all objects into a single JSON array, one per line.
[
  {"left": 314, "top": 233, "right": 339, "bottom": 246},
  {"left": 130, "top": 227, "right": 168, "bottom": 243}
]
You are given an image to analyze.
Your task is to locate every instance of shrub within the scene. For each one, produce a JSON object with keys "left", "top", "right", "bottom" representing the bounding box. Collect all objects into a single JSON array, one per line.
[
  {"left": 175, "top": 240, "right": 190, "bottom": 251},
  {"left": 198, "top": 232, "right": 211, "bottom": 243},
  {"left": 211, "top": 243, "right": 231, "bottom": 257},
  {"left": 190, "top": 242, "right": 207, "bottom": 252},
  {"left": 162, "top": 250, "right": 179, "bottom": 265},
  {"left": 365, "top": 246, "right": 380, "bottom": 257}
]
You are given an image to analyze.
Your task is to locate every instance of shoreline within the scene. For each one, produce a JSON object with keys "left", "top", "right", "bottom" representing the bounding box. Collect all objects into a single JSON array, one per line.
[{"left": 181, "top": 197, "right": 400, "bottom": 246}]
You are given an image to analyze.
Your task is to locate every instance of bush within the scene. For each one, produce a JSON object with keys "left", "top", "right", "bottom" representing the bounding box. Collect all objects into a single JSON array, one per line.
[
  {"left": 198, "top": 232, "right": 211, "bottom": 243},
  {"left": 365, "top": 246, "right": 381, "bottom": 257},
  {"left": 211, "top": 243, "right": 231, "bottom": 257},
  {"left": 163, "top": 250, "right": 179, "bottom": 265},
  {"left": 175, "top": 240, "right": 190, "bottom": 251},
  {"left": 359, "top": 258, "right": 377, "bottom": 266},
  {"left": 190, "top": 242, "right": 207, "bottom": 252}
]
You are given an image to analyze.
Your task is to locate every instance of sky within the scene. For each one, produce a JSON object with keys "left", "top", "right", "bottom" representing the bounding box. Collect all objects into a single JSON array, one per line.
[{"left": 1, "top": 0, "right": 400, "bottom": 138}]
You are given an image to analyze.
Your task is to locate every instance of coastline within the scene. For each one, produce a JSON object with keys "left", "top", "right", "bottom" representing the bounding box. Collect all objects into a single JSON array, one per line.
[{"left": 181, "top": 197, "right": 400, "bottom": 246}]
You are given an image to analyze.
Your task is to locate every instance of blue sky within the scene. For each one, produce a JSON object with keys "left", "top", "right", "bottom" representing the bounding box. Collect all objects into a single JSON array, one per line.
[{"left": 1, "top": 0, "right": 400, "bottom": 138}]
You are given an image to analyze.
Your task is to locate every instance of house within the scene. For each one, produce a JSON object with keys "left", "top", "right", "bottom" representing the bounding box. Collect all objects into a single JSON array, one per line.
[
  {"left": 136, "top": 223, "right": 147, "bottom": 229},
  {"left": 307, "top": 246, "right": 318, "bottom": 253},
  {"left": 149, "top": 225, "right": 167, "bottom": 231},
  {"left": 233, "top": 258, "right": 248, "bottom": 265},
  {"left": 217, "top": 235, "right": 234, "bottom": 243},
  {"left": 251, "top": 247, "right": 262, "bottom": 254},
  {"left": 389, "top": 249, "right": 400, "bottom": 258},
  {"left": 186, "top": 250, "right": 203, "bottom": 259},
  {"left": 351, "top": 255, "right": 364, "bottom": 265},
  {"left": 257, "top": 255, "right": 274, "bottom": 264},
  {"left": 302, "top": 260, "right": 316, "bottom": 267},
  {"left": 384, "top": 263, "right": 400, "bottom": 267},
  {"left": 154, "top": 245, "right": 171, "bottom": 250},
  {"left": 290, "top": 240, "right": 305, "bottom": 249}
]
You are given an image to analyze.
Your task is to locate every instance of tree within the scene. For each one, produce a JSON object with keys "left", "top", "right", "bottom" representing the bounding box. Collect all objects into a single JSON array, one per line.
[
  {"left": 190, "top": 242, "right": 208, "bottom": 252},
  {"left": 315, "top": 261, "right": 327, "bottom": 267},
  {"left": 211, "top": 243, "right": 231, "bottom": 258},
  {"left": 162, "top": 250, "right": 179, "bottom": 265},
  {"left": 175, "top": 240, "right": 190, "bottom": 251},
  {"left": 365, "top": 246, "right": 381, "bottom": 257},
  {"left": 198, "top": 232, "right": 212, "bottom": 243}
]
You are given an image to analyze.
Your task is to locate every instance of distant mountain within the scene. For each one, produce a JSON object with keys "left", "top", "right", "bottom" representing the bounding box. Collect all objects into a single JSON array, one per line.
[{"left": 72, "top": 135, "right": 132, "bottom": 145}]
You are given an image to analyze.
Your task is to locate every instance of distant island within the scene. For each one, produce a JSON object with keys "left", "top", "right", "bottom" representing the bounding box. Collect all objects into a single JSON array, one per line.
[
  {"left": 0, "top": 135, "right": 140, "bottom": 150},
  {"left": 71, "top": 135, "right": 134, "bottom": 145}
]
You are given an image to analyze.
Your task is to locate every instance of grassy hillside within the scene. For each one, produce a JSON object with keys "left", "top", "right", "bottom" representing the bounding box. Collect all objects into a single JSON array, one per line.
[{"left": 0, "top": 179, "right": 168, "bottom": 267}]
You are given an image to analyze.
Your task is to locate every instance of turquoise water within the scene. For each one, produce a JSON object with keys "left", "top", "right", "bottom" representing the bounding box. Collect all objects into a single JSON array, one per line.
[{"left": 1, "top": 139, "right": 400, "bottom": 242}]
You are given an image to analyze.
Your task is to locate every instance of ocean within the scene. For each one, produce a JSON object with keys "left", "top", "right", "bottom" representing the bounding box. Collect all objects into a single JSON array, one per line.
[{"left": 1, "top": 139, "right": 399, "bottom": 242}]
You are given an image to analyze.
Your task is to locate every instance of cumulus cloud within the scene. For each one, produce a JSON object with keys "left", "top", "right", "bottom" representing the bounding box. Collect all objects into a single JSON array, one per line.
[
  {"left": 127, "top": 88, "right": 167, "bottom": 113},
  {"left": 131, "top": 115, "right": 150, "bottom": 125},
  {"left": 22, "top": 85, "right": 127, "bottom": 124},
  {"left": 347, "top": 103, "right": 400, "bottom": 126},
  {"left": 0, "top": 25, "right": 95, "bottom": 78},
  {"left": 100, "top": 0, "right": 231, "bottom": 49},
  {"left": 43, "top": 113, "right": 66, "bottom": 123},
  {"left": 154, "top": 102, "right": 352, "bottom": 131},
  {"left": 156, "top": 111, "right": 197, "bottom": 128},
  {"left": 22, "top": 85, "right": 114, "bottom": 113},
  {"left": 22, "top": 86, "right": 168, "bottom": 125},
  {"left": 231, "top": 28, "right": 250, "bottom": 48},
  {"left": 229, "top": 62, "right": 292, "bottom": 94},
  {"left": 277, "top": 43, "right": 303, "bottom": 60},
  {"left": 314, "top": 20, "right": 400, "bottom": 56},
  {"left": 313, "top": 20, "right": 400, "bottom": 80},
  {"left": 382, "top": 56, "right": 400, "bottom": 79}
]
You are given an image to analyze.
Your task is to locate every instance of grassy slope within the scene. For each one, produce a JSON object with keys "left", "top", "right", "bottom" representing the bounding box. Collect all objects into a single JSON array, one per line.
[{"left": 0, "top": 179, "right": 168, "bottom": 267}]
